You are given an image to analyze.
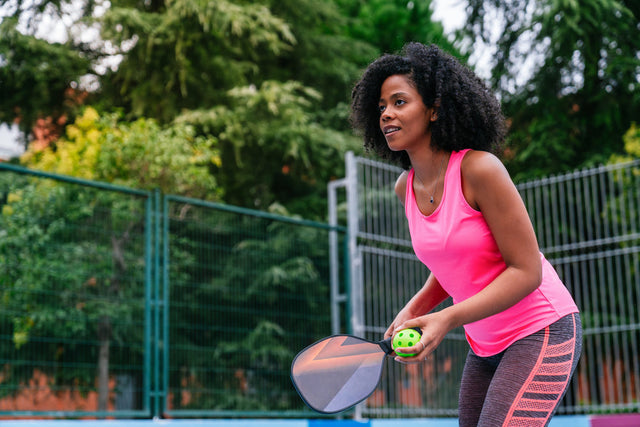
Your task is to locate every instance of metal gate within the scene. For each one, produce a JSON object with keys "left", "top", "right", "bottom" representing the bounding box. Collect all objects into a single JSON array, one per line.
[{"left": 329, "top": 152, "right": 640, "bottom": 418}]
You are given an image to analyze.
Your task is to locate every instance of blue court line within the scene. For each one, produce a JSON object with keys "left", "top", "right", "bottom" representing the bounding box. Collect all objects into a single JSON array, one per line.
[
  {"left": 0, "top": 415, "right": 597, "bottom": 427},
  {"left": 371, "top": 418, "right": 459, "bottom": 426}
]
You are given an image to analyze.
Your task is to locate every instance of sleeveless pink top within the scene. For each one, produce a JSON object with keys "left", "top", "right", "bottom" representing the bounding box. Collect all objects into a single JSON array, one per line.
[{"left": 405, "top": 149, "right": 578, "bottom": 356}]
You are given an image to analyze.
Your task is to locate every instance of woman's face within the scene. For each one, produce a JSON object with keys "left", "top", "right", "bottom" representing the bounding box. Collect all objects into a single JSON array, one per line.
[{"left": 378, "top": 74, "right": 435, "bottom": 153}]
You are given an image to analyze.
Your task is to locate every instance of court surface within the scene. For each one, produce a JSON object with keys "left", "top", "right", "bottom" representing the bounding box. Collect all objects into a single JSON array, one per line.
[{"left": 4, "top": 414, "right": 640, "bottom": 427}]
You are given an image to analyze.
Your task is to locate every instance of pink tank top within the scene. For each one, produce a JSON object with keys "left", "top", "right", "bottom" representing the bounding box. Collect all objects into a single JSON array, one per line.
[{"left": 405, "top": 149, "right": 578, "bottom": 356}]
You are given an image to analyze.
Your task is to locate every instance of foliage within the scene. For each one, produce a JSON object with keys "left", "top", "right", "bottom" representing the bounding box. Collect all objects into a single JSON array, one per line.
[
  {"left": 0, "top": 171, "right": 148, "bottom": 399},
  {"left": 2, "top": 99, "right": 338, "bottom": 410},
  {"left": 463, "top": 0, "right": 640, "bottom": 180},
  {"left": 21, "top": 107, "right": 221, "bottom": 199},
  {"left": 176, "top": 80, "right": 361, "bottom": 216},
  {"left": 610, "top": 122, "right": 640, "bottom": 163},
  {"left": 166, "top": 207, "right": 332, "bottom": 411},
  {"left": 255, "top": 0, "right": 377, "bottom": 111},
  {"left": 0, "top": 18, "right": 91, "bottom": 135},
  {"left": 338, "top": 0, "right": 458, "bottom": 57},
  {"left": 0, "top": 0, "right": 461, "bottom": 217},
  {"left": 97, "top": 0, "right": 295, "bottom": 122},
  {"left": 3, "top": 0, "right": 638, "bottom": 195},
  {"left": 2, "top": 106, "right": 221, "bottom": 406}
]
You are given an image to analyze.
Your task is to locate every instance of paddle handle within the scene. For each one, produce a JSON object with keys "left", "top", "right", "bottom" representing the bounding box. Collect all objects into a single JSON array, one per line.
[{"left": 379, "top": 337, "right": 393, "bottom": 355}]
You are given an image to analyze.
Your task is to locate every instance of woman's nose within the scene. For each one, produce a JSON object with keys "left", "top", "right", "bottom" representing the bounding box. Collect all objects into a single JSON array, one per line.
[{"left": 381, "top": 108, "right": 394, "bottom": 121}]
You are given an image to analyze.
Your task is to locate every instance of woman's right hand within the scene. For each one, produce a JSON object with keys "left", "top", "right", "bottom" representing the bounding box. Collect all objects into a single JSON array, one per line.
[
  {"left": 384, "top": 273, "right": 450, "bottom": 340},
  {"left": 384, "top": 306, "right": 417, "bottom": 339}
]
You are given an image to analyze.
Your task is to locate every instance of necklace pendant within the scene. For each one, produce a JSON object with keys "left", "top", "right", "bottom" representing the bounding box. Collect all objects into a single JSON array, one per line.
[{"left": 430, "top": 196, "right": 434, "bottom": 203}]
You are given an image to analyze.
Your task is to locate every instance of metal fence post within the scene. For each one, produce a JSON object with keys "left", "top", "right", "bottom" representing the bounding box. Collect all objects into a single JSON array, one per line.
[
  {"left": 345, "top": 151, "right": 366, "bottom": 421},
  {"left": 328, "top": 178, "right": 348, "bottom": 335},
  {"left": 152, "top": 189, "right": 163, "bottom": 418},
  {"left": 143, "top": 192, "right": 153, "bottom": 416},
  {"left": 345, "top": 151, "right": 364, "bottom": 338},
  {"left": 161, "top": 190, "right": 170, "bottom": 418}
]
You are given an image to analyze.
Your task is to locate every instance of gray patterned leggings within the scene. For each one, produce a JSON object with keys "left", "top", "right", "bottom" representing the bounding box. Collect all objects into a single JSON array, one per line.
[{"left": 458, "top": 313, "right": 582, "bottom": 427}]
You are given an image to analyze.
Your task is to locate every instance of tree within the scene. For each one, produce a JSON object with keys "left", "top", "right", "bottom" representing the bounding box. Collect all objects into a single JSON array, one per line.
[
  {"left": 1, "top": 0, "right": 463, "bottom": 219},
  {"left": 176, "top": 80, "right": 361, "bottom": 217},
  {"left": 255, "top": 0, "right": 377, "bottom": 112},
  {"left": 21, "top": 107, "right": 220, "bottom": 197},
  {"left": 0, "top": 0, "right": 364, "bottom": 216},
  {"left": 165, "top": 205, "right": 333, "bottom": 411},
  {"left": 338, "top": 0, "right": 458, "bottom": 57},
  {"left": 97, "top": 0, "right": 296, "bottom": 123},
  {"left": 0, "top": 18, "right": 91, "bottom": 139},
  {"left": 463, "top": 0, "right": 640, "bottom": 180},
  {"left": 0, "top": 169, "right": 148, "bottom": 410},
  {"left": 1, "top": 108, "right": 221, "bottom": 410},
  {"left": 610, "top": 122, "right": 640, "bottom": 163}
]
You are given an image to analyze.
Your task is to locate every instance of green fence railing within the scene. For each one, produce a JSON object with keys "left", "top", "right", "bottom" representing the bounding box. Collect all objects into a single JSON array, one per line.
[{"left": 0, "top": 163, "right": 347, "bottom": 418}]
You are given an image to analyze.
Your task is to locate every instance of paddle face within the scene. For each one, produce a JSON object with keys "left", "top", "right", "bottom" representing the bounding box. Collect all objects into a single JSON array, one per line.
[{"left": 291, "top": 334, "right": 390, "bottom": 414}]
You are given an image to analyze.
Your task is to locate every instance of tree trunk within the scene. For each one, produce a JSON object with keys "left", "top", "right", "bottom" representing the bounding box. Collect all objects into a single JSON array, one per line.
[
  {"left": 94, "top": 230, "right": 130, "bottom": 413},
  {"left": 97, "top": 315, "right": 111, "bottom": 412}
]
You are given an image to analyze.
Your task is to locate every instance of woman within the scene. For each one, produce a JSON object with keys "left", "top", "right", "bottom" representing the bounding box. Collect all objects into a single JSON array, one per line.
[{"left": 350, "top": 42, "right": 582, "bottom": 426}]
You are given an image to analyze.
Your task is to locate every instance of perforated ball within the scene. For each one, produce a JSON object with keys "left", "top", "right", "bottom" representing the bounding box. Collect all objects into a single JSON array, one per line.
[{"left": 392, "top": 328, "right": 422, "bottom": 357}]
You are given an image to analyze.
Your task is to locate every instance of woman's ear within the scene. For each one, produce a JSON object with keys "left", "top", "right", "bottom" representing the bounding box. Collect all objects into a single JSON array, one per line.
[{"left": 431, "top": 99, "right": 441, "bottom": 121}]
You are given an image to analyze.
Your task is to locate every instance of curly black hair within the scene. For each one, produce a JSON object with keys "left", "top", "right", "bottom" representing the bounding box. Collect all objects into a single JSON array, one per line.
[{"left": 350, "top": 43, "right": 506, "bottom": 169}]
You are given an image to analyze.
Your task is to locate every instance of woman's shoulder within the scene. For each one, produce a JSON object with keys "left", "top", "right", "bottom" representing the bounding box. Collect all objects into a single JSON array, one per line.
[
  {"left": 394, "top": 170, "right": 410, "bottom": 206},
  {"left": 459, "top": 150, "right": 511, "bottom": 210},
  {"left": 460, "top": 149, "right": 506, "bottom": 180}
]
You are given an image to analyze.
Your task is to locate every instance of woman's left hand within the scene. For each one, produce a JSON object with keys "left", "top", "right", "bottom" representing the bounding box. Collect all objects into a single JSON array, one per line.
[{"left": 392, "top": 310, "right": 453, "bottom": 364}]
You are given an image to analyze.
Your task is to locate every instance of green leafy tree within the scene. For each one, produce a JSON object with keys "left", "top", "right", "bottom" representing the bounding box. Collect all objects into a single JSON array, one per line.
[
  {"left": 255, "top": 0, "right": 377, "bottom": 112},
  {"left": 0, "top": 0, "right": 374, "bottom": 218},
  {"left": 21, "top": 107, "right": 221, "bottom": 197},
  {"left": 97, "top": 0, "right": 378, "bottom": 217},
  {"left": 0, "top": 18, "right": 91, "bottom": 137},
  {"left": 0, "top": 174, "right": 148, "bottom": 409},
  {"left": 165, "top": 205, "right": 333, "bottom": 411},
  {"left": 176, "top": 80, "right": 361, "bottom": 217},
  {"left": 338, "top": 0, "right": 457, "bottom": 56},
  {"left": 610, "top": 122, "right": 640, "bottom": 163},
  {"left": 97, "top": 0, "right": 296, "bottom": 122},
  {"left": 463, "top": 0, "right": 640, "bottom": 179},
  {"left": 0, "top": 107, "right": 220, "bottom": 410}
]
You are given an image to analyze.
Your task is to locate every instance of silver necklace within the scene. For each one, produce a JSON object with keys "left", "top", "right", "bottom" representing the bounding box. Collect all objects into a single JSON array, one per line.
[{"left": 416, "top": 154, "right": 447, "bottom": 204}]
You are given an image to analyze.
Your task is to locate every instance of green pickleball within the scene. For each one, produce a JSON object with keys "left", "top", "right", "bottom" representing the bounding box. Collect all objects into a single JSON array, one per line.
[{"left": 392, "top": 328, "right": 422, "bottom": 357}]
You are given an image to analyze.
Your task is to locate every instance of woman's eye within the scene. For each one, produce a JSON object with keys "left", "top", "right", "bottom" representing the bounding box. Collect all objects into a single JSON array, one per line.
[
  {"left": 395, "top": 99, "right": 406, "bottom": 106},
  {"left": 378, "top": 105, "right": 386, "bottom": 112}
]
